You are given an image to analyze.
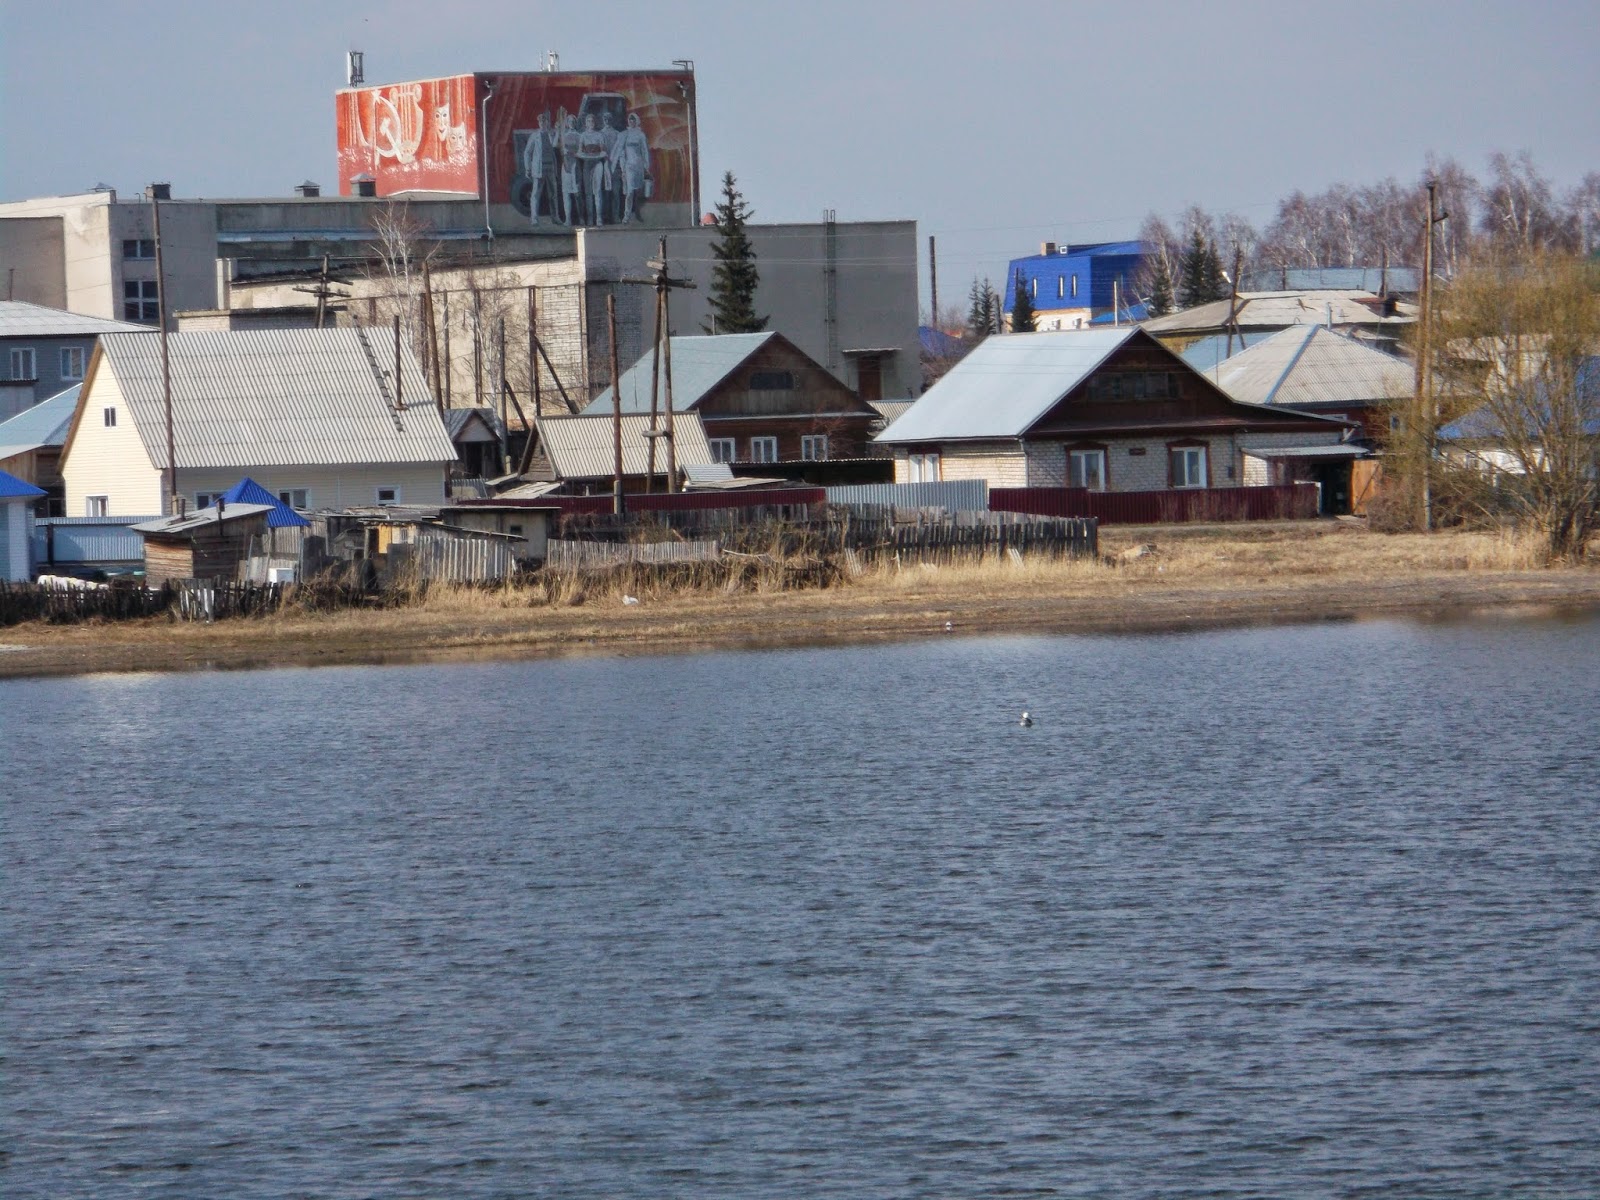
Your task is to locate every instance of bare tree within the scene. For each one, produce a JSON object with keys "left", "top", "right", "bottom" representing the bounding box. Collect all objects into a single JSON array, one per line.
[
  {"left": 1434, "top": 250, "right": 1600, "bottom": 560},
  {"left": 1480, "top": 151, "right": 1579, "bottom": 253}
]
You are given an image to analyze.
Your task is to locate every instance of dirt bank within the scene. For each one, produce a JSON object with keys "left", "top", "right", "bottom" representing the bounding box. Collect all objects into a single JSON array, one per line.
[{"left": 2, "top": 524, "right": 1596, "bottom": 680}]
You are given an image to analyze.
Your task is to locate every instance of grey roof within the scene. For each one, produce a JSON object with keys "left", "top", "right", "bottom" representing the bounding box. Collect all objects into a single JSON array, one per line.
[
  {"left": 876, "top": 329, "right": 1137, "bottom": 444},
  {"left": 443, "top": 406, "right": 506, "bottom": 440},
  {"left": 133, "top": 502, "right": 275, "bottom": 535},
  {"left": 1215, "top": 325, "right": 1414, "bottom": 408},
  {"left": 0, "top": 300, "right": 151, "bottom": 339},
  {"left": 0, "top": 384, "right": 79, "bottom": 458},
  {"left": 682, "top": 461, "right": 736, "bottom": 484},
  {"left": 585, "top": 333, "right": 776, "bottom": 415},
  {"left": 535, "top": 412, "right": 715, "bottom": 480},
  {"left": 88, "top": 328, "right": 456, "bottom": 470},
  {"left": 1241, "top": 443, "right": 1371, "bottom": 459},
  {"left": 1239, "top": 267, "right": 1421, "bottom": 294},
  {"left": 869, "top": 400, "right": 916, "bottom": 427},
  {"left": 1141, "top": 291, "right": 1416, "bottom": 335}
]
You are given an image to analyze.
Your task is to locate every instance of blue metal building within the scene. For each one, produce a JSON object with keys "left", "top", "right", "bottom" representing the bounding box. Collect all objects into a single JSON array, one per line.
[{"left": 1003, "top": 241, "right": 1148, "bottom": 329}]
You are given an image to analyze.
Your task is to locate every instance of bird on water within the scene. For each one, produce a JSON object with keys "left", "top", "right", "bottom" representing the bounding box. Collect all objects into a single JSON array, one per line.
[{"left": 1020, "top": 711, "right": 1033, "bottom": 727}]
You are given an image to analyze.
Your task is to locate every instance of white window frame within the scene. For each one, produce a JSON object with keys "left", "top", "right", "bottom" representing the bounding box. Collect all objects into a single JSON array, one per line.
[
  {"left": 1071, "top": 274, "right": 1079, "bottom": 298},
  {"left": 86, "top": 495, "right": 109, "bottom": 517},
  {"left": 9, "top": 347, "right": 36, "bottom": 380},
  {"left": 907, "top": 452, "right": 941, "bottom": 483},
  {"left": 60, "top": 346, "right": 86, "bottom": 381},
  {"left": 102, "top": 407, "right": 117, "bottom": 427},
  {"left": 1068, "top": 448, "right": 1106, "bottom": 492},
  {"left": 708, "top": 437, "right": 736, "bottom": 464},
  {"left": 278, "top": 488, "right": 309, "bottom": 510},
  {"left": 1057, "top": 276, "right": 1065, "bottom": 299},
  {"left": 800, "top": 434, "right": 829, "bottom": 462},
  {"left": 1171, "top": 446, "right": 1208, "bottom": 489},
  {"left": 376, "top": 485, "right": 402, "bottom": 505},
  {"left": 749, "top": 437, "right": 778, "bottom": 464},
  {"left": 195, "top": 492, "right": 221, "bottom": 509}
]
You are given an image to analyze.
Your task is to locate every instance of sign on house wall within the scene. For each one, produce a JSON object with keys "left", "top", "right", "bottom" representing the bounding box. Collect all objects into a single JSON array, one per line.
[{"left": 336, "top": 71, "right": 698, "bottom": 228}]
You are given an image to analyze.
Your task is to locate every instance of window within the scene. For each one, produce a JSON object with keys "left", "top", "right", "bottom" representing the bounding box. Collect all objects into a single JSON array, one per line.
[
  {"left": 9, "top": 348, "right": 36, "bottom": 380},
  {"left": 1170, "top": 445, "right": 1208, "bottom": 489},
  {"left": 748, "top": 437, "right": 778, "bottom": 464},
  {"left": 1071, "top": 274, "right": 1079, "bottom": 298},
  {"left": 122, "top": 238, "right": 155, "bottom": 259},
  {"left": 276, "top": 488, "right": 309, "bottom": 509},
  {"left": 102, "top": 407, "right": 117, "bottom": 427},
  {"left": 908, "top": 452, "right": 941, "bottom": 483},
  {"left": 1030, "top": 278, "right": 1038, "bottom": 298},
  {"left": 1089, "top": 372, "right": 1180, "bottom": 402},
  {"left": 376, "top": 486, "right": 401, "bottom": 505},
  {"left": 60, "top": 346, "right": 86, "bottom": 380},
  {"left": 195, "top": 492, "right": 220, "bottom": 509},
  {"left": 123, "top": 279, "right": 160, "bottom": 322},
  {"left": 1057, "top": 276, "right": 1065, "bottom": 299},
  {"left": 749, "top": 370, "right": 794, "bottom": 391},
  {"left": 86, "top": 495, "right": 109, "bottom": 517},
  {"left": 708, "top": 437, "right": 736, "bottom": 463},
  {"left": 801, "top": 434, "right": 829, "bottom": 461},
  {"left": 1068, "top": 448, "right": 1106, "bottom": 491}
]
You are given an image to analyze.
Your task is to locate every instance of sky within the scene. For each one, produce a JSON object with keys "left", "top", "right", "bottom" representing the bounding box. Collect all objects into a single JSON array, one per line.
[{"left": 3, "top": 0, "right": 1596, "bottom": 314}]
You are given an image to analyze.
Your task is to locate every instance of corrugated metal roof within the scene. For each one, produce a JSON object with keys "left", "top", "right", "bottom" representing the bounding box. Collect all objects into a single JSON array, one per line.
[
  {"left": 1215, "top": 326, "right": 1414, "bottom": 408},
  {"left": 0, "top": 467, "right": 46, "bottom": 499},
  {"left": 876, "top": 329, "right": 1136, "bottom": 444},
  {"left": 1239, "top": 267, "right": 1421, "bottom": 294},
  {"left": 0, "top": 301, "right": 151, "bottom": 338},
  {"left": 585, "top": 333, "right": 775, "bottom": 415},
  {"left": 96, "top": 328, "right": 456, "bottom": 470},
  {"left": 682, "top": 462, "right": 735, "bottom": 484},
  {"left": 0, "top": 384, "right": 79, "bottom": 458},
  {"left": 218, "top": 476, "right": 312, "bottom": 527},
  {"left": 1142, "top": 291, "right": 1416, "bottom": 335},
  {"left": 133, "top": 502, "right": 275, "bottom": 535},
  {"left": 870, "top": 400, "right": 916, "bottom": 428},
  {"left": 536, "top": 412, "right": 715, "bottom": 479},
  {"left": 443, "top": 406, "right": 506, "bottom": 440}
]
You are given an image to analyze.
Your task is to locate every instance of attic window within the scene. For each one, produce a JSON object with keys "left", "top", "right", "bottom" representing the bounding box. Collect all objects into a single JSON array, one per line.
[
  {"left": 103, "top": 407, "right": 117, "bottom": 427},
  {"left": 749, "top": 370, "right": 794, "bottom": 390}
]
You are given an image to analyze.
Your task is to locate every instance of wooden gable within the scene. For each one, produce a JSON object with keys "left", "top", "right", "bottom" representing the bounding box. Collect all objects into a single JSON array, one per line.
[
  {"left": 1029, "top": 329, "right": 1338, "bottom": 438},
  {"left": 695, "top": 336, "right": 875, "bottom": 420}
]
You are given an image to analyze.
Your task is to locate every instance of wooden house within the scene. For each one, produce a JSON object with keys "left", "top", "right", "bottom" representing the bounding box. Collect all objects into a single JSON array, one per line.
[
  {"left": 586, "top": 333, "right": 882, "bottom": 466},
  {"left": 134, "top": 502, "right": 273, "bottom": 587}
]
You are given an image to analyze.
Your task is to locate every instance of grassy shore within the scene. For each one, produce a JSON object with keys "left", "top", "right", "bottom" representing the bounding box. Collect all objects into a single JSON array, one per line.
[{"left": 2, "top": 522, "right": 1596, "bottom": 680}]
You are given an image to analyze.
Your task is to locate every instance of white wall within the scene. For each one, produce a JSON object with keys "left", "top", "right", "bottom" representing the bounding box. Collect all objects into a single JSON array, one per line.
[
  {"left": 62, "top": 368, "right": 164, "bottom": 515},
  {"left": 178, "top": 463, "right": 447, "bottom": 510}
]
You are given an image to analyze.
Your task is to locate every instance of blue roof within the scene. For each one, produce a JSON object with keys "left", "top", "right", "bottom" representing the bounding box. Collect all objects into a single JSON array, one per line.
[
  {"left": 1440, "top": 358, "right": 1600, "bottom": 440},
  {"left": 1005, "top": 241, "right": 1149, "bottom": 315},
  {"left": 213, "top": 476, "right": 311, "bottom": 527},
  {"left": 1090, "top": 302, "right": 1150, "bottom": 325},
  {"left": 0, "top": 384, "right": 80, "bottom": 457},
  {"left": 0, "top": 467, "right": 46, "bottom": 499},
  {"left": 919, "top": 326, "right": 966, "bottom": 357}
]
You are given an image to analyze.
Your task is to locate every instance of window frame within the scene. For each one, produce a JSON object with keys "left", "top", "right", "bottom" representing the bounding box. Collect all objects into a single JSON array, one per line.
[
  {"left": 748, "top": 370, "right": 795, "bottom": 391},
  {"left": 102, "top": 407, "right": 117, "bottom": 428},
  {"left": 1169, "top": 442, "right": 1209, "bottom": 490},
  {"left": 9, "top": 347, "right": 36, "bottom": 380},
  {"left": 375, "top": 485, "right": 402, "bottom": 505},
  {"left": 122, "top": 279, "right": 160, "bottom": 322},
  {"left": 907, "top": 451, "right": 942, "bottom": 483},
  {"left": 278, "top": 488, "right": 309, "bottom": 510},
  {"left": 748, "top": 436, "right": 778, "bottom": 464},
  {"left": 1067, "top": 445, "right": 1108, "bottom": 492},
  {"left": 85, "top": 495, "right": 109, "bottom": 517},
  {"left": 60, "top": 346, "right": 86, "bottom": 381},
  {"left": 800, "top": 433, "right": 829, "bottom": 462},
  {"left": 121, "top": 238, "right": 156, "bottom": 260},
  {"left": 708, "top": 437, "right": 737, "bottom": 464}
]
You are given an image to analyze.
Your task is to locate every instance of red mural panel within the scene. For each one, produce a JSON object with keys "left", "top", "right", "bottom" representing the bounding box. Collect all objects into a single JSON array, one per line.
[
  {"left": 337, "top": 75, "right": 480, "bottom": 196},
  {"left": 336, "top": 71, "right": 698, "bottom": 227}
]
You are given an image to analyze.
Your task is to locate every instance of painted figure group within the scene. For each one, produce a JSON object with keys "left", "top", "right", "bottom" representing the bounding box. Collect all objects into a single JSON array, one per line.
[{"left": 521, "top": 110, "right": 651, "bottom": 227}]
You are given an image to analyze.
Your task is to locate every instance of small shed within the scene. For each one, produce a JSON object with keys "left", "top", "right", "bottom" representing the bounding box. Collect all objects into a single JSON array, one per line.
[
  {"left": 0, "top": 467, "right": 46, "bottom": 581},
  {"left": 440, "top": 502, "right": 558, "bottom": 563},
  {"left": 133, "top": 502, "right": 273, "bottom": 586}
]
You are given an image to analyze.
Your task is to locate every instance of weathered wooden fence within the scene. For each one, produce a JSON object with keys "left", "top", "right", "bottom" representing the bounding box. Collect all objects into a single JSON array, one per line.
[
  {"left": 0, "top": 579, "right": 171, "bottom": 626},
  {"left": 385, "top": 526, "right": 515, "bottom": 584},
  {"left": 546, "top": 539, "right": 723, "bottom": 569}
]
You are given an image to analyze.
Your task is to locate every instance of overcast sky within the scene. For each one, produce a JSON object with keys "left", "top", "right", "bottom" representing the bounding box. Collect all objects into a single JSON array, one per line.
[{"left": 4, "top": 0, "right": 1595, "bottom": 311}]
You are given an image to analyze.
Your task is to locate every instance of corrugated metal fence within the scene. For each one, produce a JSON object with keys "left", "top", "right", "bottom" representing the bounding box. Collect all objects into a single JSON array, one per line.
[
  {"left": 32, "top": 517, "right": 157, "bottom": 569},
  {"left": 825, "top": 480, "right": 990, "bottom": 512},
  {"left": 991, "top": 484, "right": 1320, "bottom": 524}
]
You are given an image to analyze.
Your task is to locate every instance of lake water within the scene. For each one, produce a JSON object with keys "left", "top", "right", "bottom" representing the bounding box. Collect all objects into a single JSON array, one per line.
[{"left": 3, "top": 613, "right": 1598, "bottom": 1198}]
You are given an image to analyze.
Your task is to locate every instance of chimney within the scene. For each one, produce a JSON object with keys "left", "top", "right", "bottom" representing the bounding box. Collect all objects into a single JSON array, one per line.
[
  {"left": 145, "top": 182, "right": 172, "bottom": 201},
  {"left": 295, "top": 180, "right": 322, "bottom": 198},
  {"left": 1040, "top": 241, "right": 1057, "bottom": 256},
  {"left": 353, "top": 174, "right": 377, "bottom": 198}
]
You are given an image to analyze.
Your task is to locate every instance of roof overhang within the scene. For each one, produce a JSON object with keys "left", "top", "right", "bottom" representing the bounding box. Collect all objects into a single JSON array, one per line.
[{"left": 1242, "top": 444, "right": 1371, "bottom": 459}]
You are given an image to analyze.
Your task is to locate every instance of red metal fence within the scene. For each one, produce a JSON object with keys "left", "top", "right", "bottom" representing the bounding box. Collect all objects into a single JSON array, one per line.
[
  {"left": 466, "top": 487, "right": 828, "bottom": 516},
  {"left": 991, "top": 484, "right": 1319, "bottom": 525}
]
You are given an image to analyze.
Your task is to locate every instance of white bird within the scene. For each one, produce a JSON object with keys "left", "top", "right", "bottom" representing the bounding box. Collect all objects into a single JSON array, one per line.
[
  {"left": 944, "top": 621, "right": 954, "bottom": 632},
  {"left": 1020, "top": 711, "right": 1033, "bottom": 727},
  {"left": 622, "top": 594, "right": 640, "bottom": 606}
]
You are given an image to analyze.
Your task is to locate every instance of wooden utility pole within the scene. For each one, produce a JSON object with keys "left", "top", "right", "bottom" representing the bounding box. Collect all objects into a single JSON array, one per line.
[
  {"left": 929, "top": 234, "right": 939, "bottom": 329},
  {"left": 441, "top": 289, "right": 452, "bottom": 407},
  {"left": 150, "top": 187, "right": 177, "bottom": 516},
  {"left": 392, "top": 315, "right": 403, "bottom": 410},
  {"left": 1223, "top": 246, "right": 1244, "bottom": 359},
  {"left": 646, "top": 284, "right": 664, "bottom": 491},
  {"left": 527, "top": 286, "right": 541, "bottom": 415},
  {"left": 606, "top": 293, "right": 624, "bottom": 514},
  {"left": 1415, "top": 180, "right": 1447, "bottom": 531},
  {"left": 422, "top": 266, "right": 443, "bottom": 412}
]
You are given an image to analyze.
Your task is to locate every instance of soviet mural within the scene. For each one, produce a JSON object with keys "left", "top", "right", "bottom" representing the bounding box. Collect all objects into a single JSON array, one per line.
[{"left": 336, "top": 71, "right": 698, "bottom": 228}]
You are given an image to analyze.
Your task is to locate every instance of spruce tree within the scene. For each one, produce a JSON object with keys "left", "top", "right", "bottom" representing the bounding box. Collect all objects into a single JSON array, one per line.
[
  {"left": 1200, "top": 238, "right": 1229, "bottom": 302},
  {"left": 702, "top": 172, "right": 767, "bottom": 334},
  {"left": 966, "top": 276, "right": 992, "bottom": 341},
  {"left": 1178, "top": 227, "right": 1210, "bottom": 309},
  {"left": 1009, "top": 270, "right": 1037, "bottom": 332},
  {"left": 1148, "top": 257, "right": 1175, "bottom": 317}
]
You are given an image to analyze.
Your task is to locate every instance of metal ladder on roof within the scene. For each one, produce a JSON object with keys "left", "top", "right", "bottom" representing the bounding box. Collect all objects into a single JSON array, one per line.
[{"left": 354, "top": 323, "right": 407, "bottom": 434}]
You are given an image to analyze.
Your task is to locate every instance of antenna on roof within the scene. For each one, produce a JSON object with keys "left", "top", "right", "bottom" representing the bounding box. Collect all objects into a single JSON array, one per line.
[
  {"left": 347, "top": 50, "right": 364, "bottom": 87},
  {"left": 546, "top": 50, "right": 559, "bottom": 71}
]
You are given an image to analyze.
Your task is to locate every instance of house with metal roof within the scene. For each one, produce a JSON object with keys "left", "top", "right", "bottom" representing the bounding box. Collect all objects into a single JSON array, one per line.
[
  {"left": 1214, "top": 325, "right": 1413, "bottom": 442},
  {"left": 585, "top": 332, "right": 882, "bottom": 468},
  {"left": 1003, "top": 241, "right": 1148, "bottom": 331},
  {"left": 875, "top": 328, "right": 1349, "bottom": 500},
  {"left": 522, "top": 411, "right": 716, "bottom": 494},
  {"left": 0, "top": 467, "right": 46, "bottom": 581},
  {"left": 59, "top": 327, "right": 456, "bottom": 517},
  {"left": 0, "top": 383, "right": 79, "bottom": 506},
  {"left": 1147, "top": 290, "right": 1416, "bottom": 371},
  {"left": 0, "top": 301, "right": 151, "bottom": 419}
]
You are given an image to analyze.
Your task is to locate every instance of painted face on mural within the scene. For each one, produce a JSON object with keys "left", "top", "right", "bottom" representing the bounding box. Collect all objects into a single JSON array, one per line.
[{"left": 627, "top": 113, "right": 641, "bottom": 129}]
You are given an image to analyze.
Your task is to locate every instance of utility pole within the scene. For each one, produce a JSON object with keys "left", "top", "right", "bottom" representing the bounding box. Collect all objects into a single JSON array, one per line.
[
  {"left": 607, "top": 292, "right": 624, "bottom": 514},
  {"left": 1414, "top": 180, "right": 1448, "bottom": 531},
  {"left": 608, "top": 239, "right": 696, "bottom": 493},
  {"left": 150, "top": 185, "right": 177, "bottom": 516},
  {"left": 929, "top": 234, "right": 938, "bottom": 330},
  {"left": 1223, "top": 246, "right": 1244, "bottom": 359},
  {"left": 646, "top": 285, "right": 664, "bottom": 491}
]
